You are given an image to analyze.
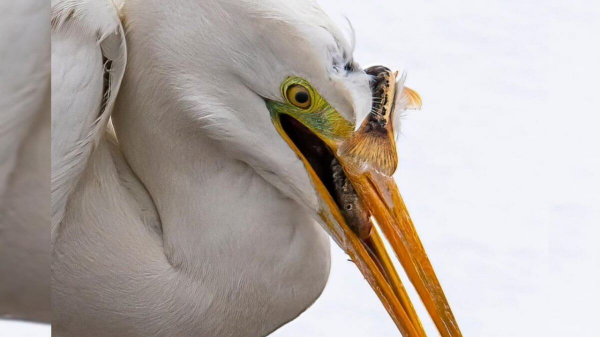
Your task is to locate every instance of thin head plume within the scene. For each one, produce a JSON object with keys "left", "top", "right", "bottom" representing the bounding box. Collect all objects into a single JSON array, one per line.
[
  {"left": 392, "top": 70, "right": 422, "bottom": 139},
  {"left": 396, "top": 69, "right": 422, "bottom": 111},
  {"left": 342, "top": 15, "right": 356, "bottom": 56},
  {"left": 392, "top": 70, "right": 407, "bottom": 140}
]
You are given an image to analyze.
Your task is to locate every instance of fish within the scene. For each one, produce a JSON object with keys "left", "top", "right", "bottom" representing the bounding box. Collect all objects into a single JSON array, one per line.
[
  {"left": 338, "top": 65, "right": 422, "bottom": 176},
  {"left": 330, "top": 158, "right": 372, "bottom": 239},
  {"left": 330, "top": 159, "right": 393, "bottom": 285}
]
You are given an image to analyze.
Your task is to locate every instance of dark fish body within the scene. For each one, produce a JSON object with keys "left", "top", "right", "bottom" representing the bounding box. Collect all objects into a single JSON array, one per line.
[
  {"left": 330, "top": 158, "right": 372, "bottom": 239},
  {"left": 364, "top": 65, "right": 397, "bottom": 130}
]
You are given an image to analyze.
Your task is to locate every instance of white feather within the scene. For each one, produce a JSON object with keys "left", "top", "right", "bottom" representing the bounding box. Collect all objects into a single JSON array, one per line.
[
  {"left": 0, "top": 0, "right": 51, "bottom": 322},
  {"left": 50, "top": 0, "right": 126, "bottom": 236}
]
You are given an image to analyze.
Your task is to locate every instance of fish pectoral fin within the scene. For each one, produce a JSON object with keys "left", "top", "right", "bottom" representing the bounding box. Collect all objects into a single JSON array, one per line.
[{"left": 400, "top": 87, "right": 422, "bottom": 110}]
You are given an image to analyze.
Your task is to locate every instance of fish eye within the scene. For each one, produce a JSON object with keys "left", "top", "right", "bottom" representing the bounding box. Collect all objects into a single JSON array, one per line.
[
  {"left": 345, "top": 204, "right": 353, "bottom": 211},
  {"left": 286, "top": 84, "right": 311, "bottom": 109}
]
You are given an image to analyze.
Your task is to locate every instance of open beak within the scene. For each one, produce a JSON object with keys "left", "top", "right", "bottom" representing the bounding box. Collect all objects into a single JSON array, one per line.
[{"left": 269, "top": 72, "right": 461, "bottom": 336}]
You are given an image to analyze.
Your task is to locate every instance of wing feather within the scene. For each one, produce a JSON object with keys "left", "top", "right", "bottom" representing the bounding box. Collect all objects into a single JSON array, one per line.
[
  {"left": 51, "top": 0, "right": 127, "bottom": 236},
  {"left": 0, "top": 1, "right": 50, "bottom": 199}
]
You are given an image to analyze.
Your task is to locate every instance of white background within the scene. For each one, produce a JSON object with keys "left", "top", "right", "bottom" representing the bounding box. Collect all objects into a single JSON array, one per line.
[
  {"left": 2, "top": 0, "right": 599, "bottom": 336},
  {"left": 278, "top": 0, "right": 600, "bottom": 335}
]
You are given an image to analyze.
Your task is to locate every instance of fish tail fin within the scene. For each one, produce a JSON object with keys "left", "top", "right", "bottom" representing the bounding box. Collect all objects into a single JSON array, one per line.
[{"left": 338, "top": 129, "right": 398, "bottom": 176}]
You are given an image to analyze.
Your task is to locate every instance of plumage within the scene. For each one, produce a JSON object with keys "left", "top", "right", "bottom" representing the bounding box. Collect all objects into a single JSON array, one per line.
[
  {"left": 50, "top": 0, "right": 367, "bottom": 335},
  {"left": 0, "top": 0, "right": 51, "bottom": 323},
  {"left": 51, "top": 0, "right": 126, "bottom": 234},
  {"left": 50, "top": 1, "right": 461, "bottom": 336}
]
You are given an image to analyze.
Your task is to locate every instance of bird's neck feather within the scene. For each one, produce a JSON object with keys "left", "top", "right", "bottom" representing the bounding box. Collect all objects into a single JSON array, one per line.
[{"left": 111, "top": 90, "right": 331, "bottom": 334}]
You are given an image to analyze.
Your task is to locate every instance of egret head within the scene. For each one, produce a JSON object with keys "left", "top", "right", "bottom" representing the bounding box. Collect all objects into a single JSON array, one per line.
[{"left": 117, "top": 0, "right": 459, "bottom": 335}]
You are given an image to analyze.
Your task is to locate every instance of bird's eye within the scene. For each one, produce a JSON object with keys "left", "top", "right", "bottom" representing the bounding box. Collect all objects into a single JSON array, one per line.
[{"left": 286, "top": 84, "right": 312, "bottom": 109}]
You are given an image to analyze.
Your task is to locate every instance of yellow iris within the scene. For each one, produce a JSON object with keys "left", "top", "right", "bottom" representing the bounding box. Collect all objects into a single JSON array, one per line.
[{"left": 286, "top": 84, "right": 312, "bottom": 109}]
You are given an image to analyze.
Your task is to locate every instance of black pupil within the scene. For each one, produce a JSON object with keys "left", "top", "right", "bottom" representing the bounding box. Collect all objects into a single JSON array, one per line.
[{"left": 295, "top": 91, "right": 309, "bottom": 104}]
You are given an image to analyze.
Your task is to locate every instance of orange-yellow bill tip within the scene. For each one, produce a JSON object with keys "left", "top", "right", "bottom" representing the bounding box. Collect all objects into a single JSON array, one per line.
[
  {"left": 347, "top": 168, "right": 462, "bottom": 337},
  {"left": 317, "top": 157, "right": 462, "bottom": 337}
]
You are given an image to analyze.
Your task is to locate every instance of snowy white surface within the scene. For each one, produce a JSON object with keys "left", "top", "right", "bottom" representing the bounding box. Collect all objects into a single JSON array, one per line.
[{"left": 3, "top": 0, "right": 599, "bottom": 336}]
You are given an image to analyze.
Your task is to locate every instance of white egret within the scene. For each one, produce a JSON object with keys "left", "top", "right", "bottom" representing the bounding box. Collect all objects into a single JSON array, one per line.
[{"left": 51, "top": 0, "right": 460, "bottom": 336}]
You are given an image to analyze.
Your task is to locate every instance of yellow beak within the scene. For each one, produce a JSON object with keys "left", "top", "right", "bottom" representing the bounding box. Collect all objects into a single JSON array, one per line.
[{"left": 272, "top": 114, "right": 462, "bottom": 336}]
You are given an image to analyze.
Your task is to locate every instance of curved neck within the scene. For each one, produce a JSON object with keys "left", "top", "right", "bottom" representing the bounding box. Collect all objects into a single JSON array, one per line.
[{"left": 110, "top": 76, "right": 331, "bottom": 334}]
